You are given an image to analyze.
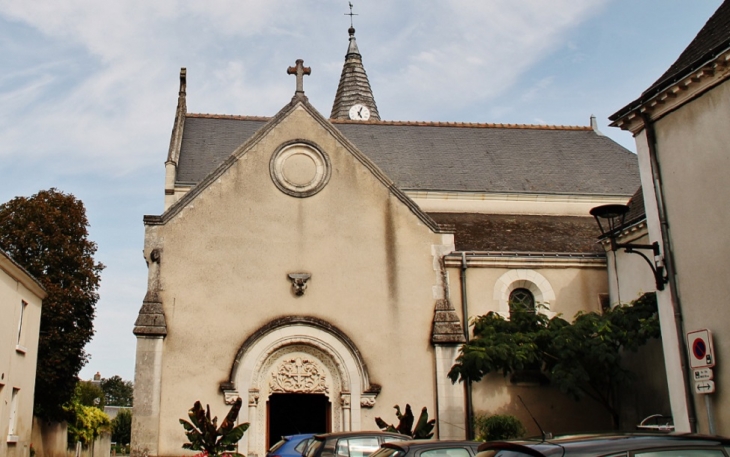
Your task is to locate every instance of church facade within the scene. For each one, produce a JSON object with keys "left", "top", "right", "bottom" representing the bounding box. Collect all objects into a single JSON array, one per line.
[{"left": 132, "top": 27, "right": 640, "bottom": 457}]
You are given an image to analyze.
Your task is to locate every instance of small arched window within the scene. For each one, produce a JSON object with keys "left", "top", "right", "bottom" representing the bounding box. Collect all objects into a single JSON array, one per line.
[{"left": 509, "top": 288, "right": 535, "bottom": 316}]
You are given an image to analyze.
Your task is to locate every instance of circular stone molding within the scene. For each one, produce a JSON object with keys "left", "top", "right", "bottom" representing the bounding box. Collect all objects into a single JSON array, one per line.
[{"left": 270, "top": 141, "right": 331, "bottom": 197}]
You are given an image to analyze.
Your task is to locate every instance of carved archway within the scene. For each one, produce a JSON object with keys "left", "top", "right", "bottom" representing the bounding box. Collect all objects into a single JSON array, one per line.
[{"left": 221, "top": 317, "right": 379, "bottom": 457}]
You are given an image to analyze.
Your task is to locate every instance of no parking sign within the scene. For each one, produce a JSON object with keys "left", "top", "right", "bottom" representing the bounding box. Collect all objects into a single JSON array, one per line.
[{"left": 687, "top": 329, "right": 715, "bottom": 369}]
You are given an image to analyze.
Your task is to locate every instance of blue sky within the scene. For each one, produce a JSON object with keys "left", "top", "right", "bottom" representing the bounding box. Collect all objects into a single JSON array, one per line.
[{"left": 0, "top": 1, "right": 723, "bottom": 382}]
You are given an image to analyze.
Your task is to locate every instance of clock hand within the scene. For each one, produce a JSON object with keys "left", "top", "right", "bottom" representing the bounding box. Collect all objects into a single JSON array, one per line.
[{"left": 358, "top": 107, "right": 363, "bottom": 117}]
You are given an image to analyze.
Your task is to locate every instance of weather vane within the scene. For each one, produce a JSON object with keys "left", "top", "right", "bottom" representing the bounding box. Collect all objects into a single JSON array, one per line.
[{"left": 345, "top": 2, "right": 358, "bottom": 27}]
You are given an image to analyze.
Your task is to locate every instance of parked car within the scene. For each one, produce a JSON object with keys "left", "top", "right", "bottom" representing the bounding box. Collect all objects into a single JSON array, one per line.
[
  {"left": 267, "top": 433, "right": 316, "bottom": 457},
  {"left": 370, "top": 440, "right": 481, "bottom": 457},
  {"left": 304, "top": 431, "right": 409, "bottom": 457},
  {"left": 476, "top": 433, "right": 730, "bottom": 457}
]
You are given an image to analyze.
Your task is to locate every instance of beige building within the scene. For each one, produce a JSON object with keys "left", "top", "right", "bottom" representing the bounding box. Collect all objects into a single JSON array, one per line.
[
  {"left": 132, "top": 26, "right": 642, "bottom": 457},
  {"left": 610, "top": 0, "right": 730, "bottom": 435},
  {"left": 0, "top": 250, "right": 46, "bottom": 457}
]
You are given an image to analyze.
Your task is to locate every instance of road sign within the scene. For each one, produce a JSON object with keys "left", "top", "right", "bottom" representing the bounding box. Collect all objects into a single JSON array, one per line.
[
  {"left": 687, "top": 329, "right": 715, "bottom": 368},
  {"left": 695, "top": 380, "right": 716, "bottom": 394},
  {"left": 693, "top": 368, "right": 714, "bottom": 381}
]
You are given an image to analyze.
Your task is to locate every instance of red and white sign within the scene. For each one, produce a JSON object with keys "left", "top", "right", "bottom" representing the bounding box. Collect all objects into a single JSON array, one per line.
[{"left": 687, "top": 329, "right": 715, "bottom": 369}]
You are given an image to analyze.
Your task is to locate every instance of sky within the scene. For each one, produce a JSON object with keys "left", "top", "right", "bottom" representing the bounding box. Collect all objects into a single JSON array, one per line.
[{"left": 0, "top": 1, "right": 723, "bottom": 382}]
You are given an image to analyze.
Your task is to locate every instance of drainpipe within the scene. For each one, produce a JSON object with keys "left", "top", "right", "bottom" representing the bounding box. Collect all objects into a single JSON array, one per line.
[
  {"left": 641, "top": 113, "right": 697, "bottom": 431},
  {"left": 460, "top": 252, "right": 474, "bottom": 439}
]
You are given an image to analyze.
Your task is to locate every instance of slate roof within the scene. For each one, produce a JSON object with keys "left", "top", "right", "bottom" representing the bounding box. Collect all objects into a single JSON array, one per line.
[
  {"left": 624, "top": 187, "right": 646, "bottom": 226},
  {"left": 176, "top": 114, "right": 640, "bottom": 196},
  {"left": 428, "top": 213, "right": 603, "bottom": 253},
  {"left": 612, "top": 1, "right": 730, "bottom": 120}
]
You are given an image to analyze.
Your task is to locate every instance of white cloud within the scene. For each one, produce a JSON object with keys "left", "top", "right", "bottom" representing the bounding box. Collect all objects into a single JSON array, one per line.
[{"left": 0, "top": 0, "right": 637, "bottom": 380}]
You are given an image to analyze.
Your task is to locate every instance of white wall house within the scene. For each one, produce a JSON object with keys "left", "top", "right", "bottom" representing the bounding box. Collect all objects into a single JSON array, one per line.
[{"left": 0, "top": 250, "right": 46, "bottom": 457}]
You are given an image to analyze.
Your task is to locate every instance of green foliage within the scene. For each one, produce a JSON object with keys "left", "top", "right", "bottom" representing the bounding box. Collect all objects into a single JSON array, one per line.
[
  {"left": 112, "top": 409, "right": 133, "bottom": 445},
  {"left": 449, "top": 294, "right": 660, "bottom": 428},
  {"left": 0, "top": 189, "right": 104, "bottom": 421},
  {"left": 375, "top": 404, "right": 435, "bottom": 439},
  {"left": 180, "top": 398, "right": 250, "bottom": 457},
  {"left": 76, "top": 381, "right": 106, "bottom": 408},
  {"left": 66, "top": 398, "right": 111, "bottom": 446},
  {"left": 474, "top": 414, "right": 526, "bottom": 441},
  {"left": 101, "top": 375, "right": 134, "bottom": 407}
]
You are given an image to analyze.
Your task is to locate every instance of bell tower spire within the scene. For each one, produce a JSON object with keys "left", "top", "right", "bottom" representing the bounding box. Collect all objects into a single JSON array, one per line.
[{"left": 330, "top": 3, "right": 380, "bottom": 121}]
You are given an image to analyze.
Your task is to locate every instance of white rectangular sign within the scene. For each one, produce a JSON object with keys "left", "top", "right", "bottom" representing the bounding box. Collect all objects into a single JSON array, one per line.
[
  {"left": 687, "top": 329, "right": 716, "bottom": 368},
  {"left": 693, "top": 368, "right": 714, "bottom": 381},
  {"left": 695, "top": 380, "right": 716, "bottom": 394}
]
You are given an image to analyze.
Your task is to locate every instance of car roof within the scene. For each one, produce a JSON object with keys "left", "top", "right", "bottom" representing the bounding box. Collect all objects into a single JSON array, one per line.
[
  {"left": 313, "top": 431, "right": 408, "bottom": 440},
  {"left": 284, "top": 433, "right": 315, "bottom": 440},
  {"left": 478, "top": 433, "right": 730, "bottom": 457},
  {"left": 384, "top": 440, "right": 481, "bottom": 451}
]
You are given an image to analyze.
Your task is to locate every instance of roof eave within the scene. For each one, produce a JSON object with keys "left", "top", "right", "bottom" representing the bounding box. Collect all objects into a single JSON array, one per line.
[{"left": 610, "top": 45, "right": 730, "bottom": 133}]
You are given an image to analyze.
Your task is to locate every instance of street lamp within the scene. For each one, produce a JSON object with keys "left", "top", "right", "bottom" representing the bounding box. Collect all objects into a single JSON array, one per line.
[{"left": 590, "top": 204, "right": 668, "bottom": 291}]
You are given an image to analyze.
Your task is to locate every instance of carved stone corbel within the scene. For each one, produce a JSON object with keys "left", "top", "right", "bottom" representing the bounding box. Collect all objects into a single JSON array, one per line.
[
  {"left": 248, "top": 389, "right": 260, "bottom": 407},
  {"left": 288, "top": 273, "right": 311, "bottom": 296},
  {"left": 360, "top": 393, "right": 377, "bottom": 408},
  {"left": 340, "top": 393, "right": 351, "bottom": 408},
  {"left": 223, "top": 389, "right": 240, "bottom": 405}
]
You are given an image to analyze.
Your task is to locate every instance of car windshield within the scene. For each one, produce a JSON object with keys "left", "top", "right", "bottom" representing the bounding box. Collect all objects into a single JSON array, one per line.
[
  {"left": 370, "top": 448, "right": 405, "bottom": 457},
  {"left": 306, "top": 440, "right": 325, "bottom": 457},
  {"left": 478, "top": 449, "right": 547, "bottom": 457},
  {"left": 336, "top": 437, "right": 380, "bottom": 457},
  {"left": 296, "top": 438, "right": 315, "bottom": 454}
]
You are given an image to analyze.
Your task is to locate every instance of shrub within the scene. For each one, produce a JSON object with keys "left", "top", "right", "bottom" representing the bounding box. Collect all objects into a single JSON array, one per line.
[{"left": 474, "top": 414, "right": 526, "bottom": 441}]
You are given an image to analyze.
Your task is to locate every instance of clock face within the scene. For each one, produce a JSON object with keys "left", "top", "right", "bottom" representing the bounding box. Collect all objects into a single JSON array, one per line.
[{"left": 348, "top": 104, "right": 371, "bottom": 121}]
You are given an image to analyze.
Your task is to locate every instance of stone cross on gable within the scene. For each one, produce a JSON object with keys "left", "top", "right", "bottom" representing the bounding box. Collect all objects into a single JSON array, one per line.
[{"left": 287, "top": 59, "right": 311, "bottom": 95}]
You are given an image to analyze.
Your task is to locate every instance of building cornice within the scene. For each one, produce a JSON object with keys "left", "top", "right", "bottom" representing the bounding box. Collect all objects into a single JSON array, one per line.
[
  {"left": 611, "top": 49, "right": 730, "bottom": 133},
  {"left": 596, "top": 219, "right": 650, "bottom": 251},
  {"left": 443, "top": 251, "right": 606, "bottom": 269}
]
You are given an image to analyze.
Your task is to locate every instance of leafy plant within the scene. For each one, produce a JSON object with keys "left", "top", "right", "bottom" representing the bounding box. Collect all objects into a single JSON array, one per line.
[
  {"left": 375, "top": 404, "right": 435, "bottom": 439},
  {"left": 66, "top": 381, "right": 111, "bottom": 446},
  {"left": 474, "top": 414, "right": 526, "bottom": 441},
  {"left": 449, "top": 294, "right": 660, "bottom": 429},
  {"left": 180, "top": 398, "right": 249, "bottom": 456},
  {"left": 66, "top": 399, "right": 111, "bottom": 446},
  {"left": 112, "top": 409, "right": 133, "bottom": 446}
]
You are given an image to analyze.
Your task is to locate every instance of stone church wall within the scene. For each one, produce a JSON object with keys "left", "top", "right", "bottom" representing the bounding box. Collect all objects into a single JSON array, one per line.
[{"left": 140, "top": 106, "right": 452, "bottom": 456}]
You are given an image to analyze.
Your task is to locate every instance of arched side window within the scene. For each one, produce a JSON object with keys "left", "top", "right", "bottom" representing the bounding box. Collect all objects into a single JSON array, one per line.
[
  {"left": 493, "top": 269, "right": 556, "bottom": 319},
  {"left": 509, "top": 288, "right": 535, "bottom": 316}
]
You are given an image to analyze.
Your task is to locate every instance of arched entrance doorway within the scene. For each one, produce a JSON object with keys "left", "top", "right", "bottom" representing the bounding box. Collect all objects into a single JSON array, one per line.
[
  {"left": 267, "top": 393, "right": 330, "bottom": 447},
  {"left": 223, "top": 317, "right": 381, "bottom": 456}
]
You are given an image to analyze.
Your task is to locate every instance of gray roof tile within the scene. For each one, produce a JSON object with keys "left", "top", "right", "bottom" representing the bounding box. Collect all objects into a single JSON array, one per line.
[
  {"left": 428, "top": 213, "right": 603, "bottom": 253},
  {"left": 176, "top": 115, "right": 639, "bottom": 196}
]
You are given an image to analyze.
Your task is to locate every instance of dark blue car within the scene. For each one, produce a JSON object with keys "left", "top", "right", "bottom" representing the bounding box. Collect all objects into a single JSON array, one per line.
[{"left": 268, "top": 433, "right": 316, "bottom": 457}]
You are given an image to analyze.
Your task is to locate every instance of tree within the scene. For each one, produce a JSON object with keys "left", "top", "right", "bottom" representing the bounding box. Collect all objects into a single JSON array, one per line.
[
  {"left": 111, "top": 409, "right": 132, "bottom": 445},
  {"left": 66, "top": 382, "right": 111, "bottom": 447},
  {"left": 101, "top": 375, "right": 134, "bottom": 407},
  {"left": 448, "top": 293, "right": 660, "bottom": 429},
  {"left": 76, "top": 380, "right": 106, "bottom": 409},
  {"left": 0, "top": 189, "right": 104, "bottom": 420}
]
